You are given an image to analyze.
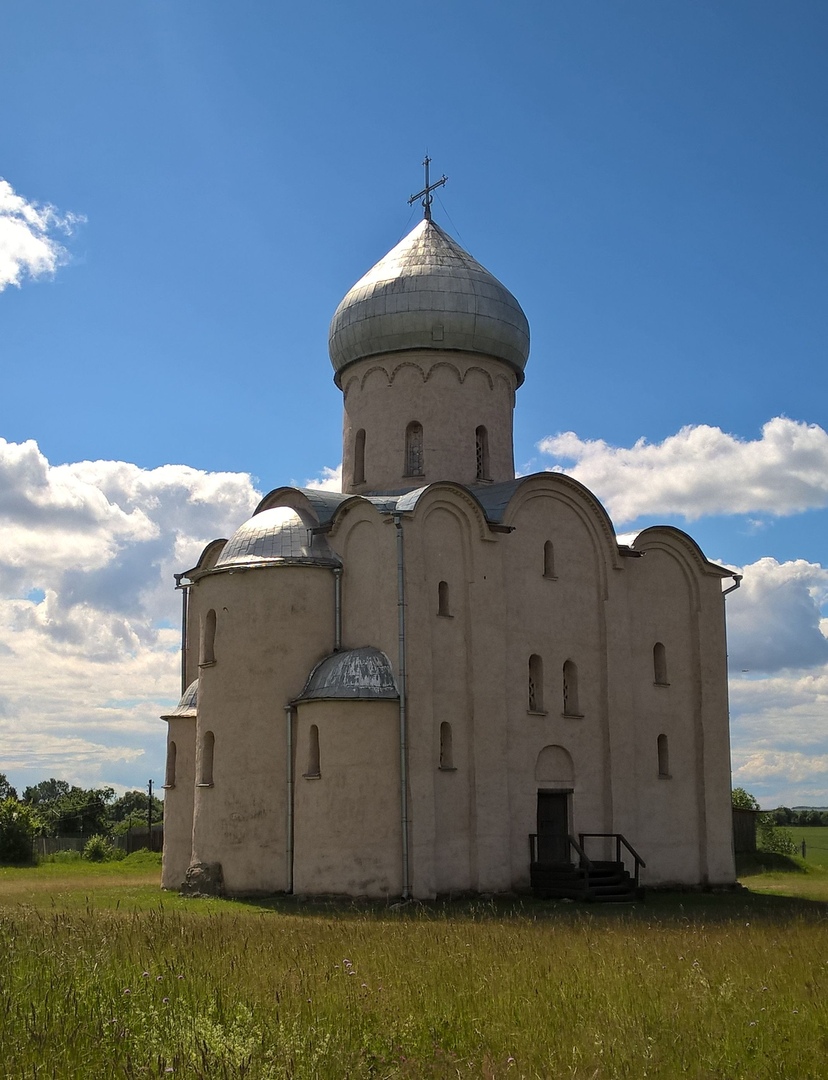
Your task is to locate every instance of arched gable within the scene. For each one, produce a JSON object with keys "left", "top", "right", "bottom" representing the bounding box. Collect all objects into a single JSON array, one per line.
[
  {"left": 633, "top": 526, "right": 733, "bottom": 612},
  {"left": 187, "top": 538, "right": 228, "bottom": 574},
  {"left": 501, "top": 473, "right": 622, "bottom": 597},
  {"left": 396, "top": 481, "right": 495, "bottom": 544}
]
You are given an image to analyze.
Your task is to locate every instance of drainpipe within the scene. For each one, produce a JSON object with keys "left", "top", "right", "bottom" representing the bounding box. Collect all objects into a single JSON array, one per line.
[
  {"left": 285, "top": 704, "right": 295, "bottom": 893},
  {"left": 173, "top": 574, "right": 189, "bottom": 696},
  {"left": 393, "top": 514, "right": 412, "bottom": 900},
  {"left": 333, "top": 567, "right": 343, "bottom": 651},
  {"left": 723, "top": 573, "right": 743, "bottom": 596}
]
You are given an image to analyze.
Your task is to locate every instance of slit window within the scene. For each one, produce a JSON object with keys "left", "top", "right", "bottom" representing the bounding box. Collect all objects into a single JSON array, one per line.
[
  {"left": 543, "top": 541, "right": 556, "bottom": 579},
  {"left": 305, "top": 724, "right": 321, "bottom": 778},
  {"left": 199, "top": 731, "right": 215, "bottom": 786},
  {"left": 528, "top": 654, "right": 544, "bottom": 712},
  {"left": 658, "top": 734, "right": 670, "bottom": 778},
  {"left": 354, "top": 429, "right": 366, "bottom": 486},
  {"left": 165, "top": 740, "right": 177, "bottom": 788},
  {"left": 653, "top": 642, "right": 668, "bottom": 685},
  {"left": 437, "top": 580, "right": 451, "bottom": 616},
  {"left": 475, "top": 426, "right": 490, "bottom": 480},
  {"left": 563, "top": 660, "right": 580, "bottom": 716},
  {"left": 405, "top": 421, "right": 424, "bottom": 477},
  {"left": 201, "top": 609, "right": 217, "bottom": 666},
  {"left": 439, "top": 722, "right": 454, "bottom": 769}
]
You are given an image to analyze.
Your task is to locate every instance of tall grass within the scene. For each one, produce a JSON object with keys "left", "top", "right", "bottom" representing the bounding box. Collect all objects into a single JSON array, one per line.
[{"left": 2, "top": 889, "right": 828, "bottom": 1078}]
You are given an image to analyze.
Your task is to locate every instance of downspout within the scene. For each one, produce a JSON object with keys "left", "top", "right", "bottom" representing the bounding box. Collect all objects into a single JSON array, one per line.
[
  {"left": 173, "top": 574, "right": 190, "bottom": 696},
  {"left": 285, "top": 704, "right": 295, "bottom": 893},
  {"left": 723, "top": 573, "right": 743, "bottom": 596},
  {"left": 333, "top": 567, "right": 343, "bottom": 651},
  {"left": 393, "top": 513, "right": 412, "bottom": 900}
]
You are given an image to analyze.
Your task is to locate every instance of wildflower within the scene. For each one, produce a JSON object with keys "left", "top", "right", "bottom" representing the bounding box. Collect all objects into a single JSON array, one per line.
[
  {"left": 123, "top": 989, "right": 131, "bottom": 995},
  {"left": 157, "top": 975, "right": 163, "bottom": 982},
  {"left": 142, "top": 971, "right": 150, "bottom": 978},
  {"left": 177, "top": 974, "right": 184, "bottom": 980},
  {"left": 163, "top": 997, "right": 169, "bottom": 1004}
]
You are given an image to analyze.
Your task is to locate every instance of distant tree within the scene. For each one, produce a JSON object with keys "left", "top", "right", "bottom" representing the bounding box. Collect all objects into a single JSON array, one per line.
[
  {"left": 49, "top": 787, "right": 115, "bottom": 836},
  {"left": 772, "top": 807, "right": 794, "bottom": 825},
  {"left": 0, "top": 798, "right": 39, "bottom": 863},
  {"left": 732, "top": 787, "right": 760, "bottom": 811},
  {"left": 0, "top": 774, "right": 18, "bottom": 802},
  {"left": 109, "top": 789, "right": 163, "bottom": 834},
  {"left": 23, "top": 778, "right": 70, "bottom": 806}
]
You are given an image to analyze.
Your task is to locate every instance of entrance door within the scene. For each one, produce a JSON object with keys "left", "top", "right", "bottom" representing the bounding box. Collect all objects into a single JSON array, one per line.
[{"left": 537, "top": 791, "right": 569, "bottom": 863}]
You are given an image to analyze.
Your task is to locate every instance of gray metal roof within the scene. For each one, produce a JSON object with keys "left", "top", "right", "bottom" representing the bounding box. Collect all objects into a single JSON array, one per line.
[
  {"left": 162, "top": 678, "right": 198, "bottom": 719},
  {"left": 216, "top": 506, "right": 341, "bottom": 568},
  {"left": 328, "top": 219, "right": 530, "bottom": 380},
  {"left": 295, "top": 647, "right": 399, "bottom": 702}
]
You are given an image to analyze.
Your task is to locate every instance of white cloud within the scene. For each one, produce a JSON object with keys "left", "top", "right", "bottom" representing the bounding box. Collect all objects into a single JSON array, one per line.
[
  {"left": 538, "top": 418, "right": 828, "bottom": 524},
  {"left": 726, "top": 558, "right": 828, "bottom": 674},
  {"left": 304, "top": 463, "right": 342, "bottom": 492},
  {"left": 0, "top": 178, "right": 83, "bottom": 291},
  {"left": 0, "top": 438, "right": 260, "bottom": 791}
]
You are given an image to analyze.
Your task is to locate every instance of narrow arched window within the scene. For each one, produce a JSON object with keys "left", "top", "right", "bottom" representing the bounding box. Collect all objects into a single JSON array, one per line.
[
  {"left": 201, "top": 609, "right": 217, "bottom": 666},
  {"left": 439, "top": 722, "right": 454, "bottom": 769},
  {"left": 657, "top": 734, "right": 670, "bottom": 778},
  {"left": 305, "top": 724, "right": 320, "bottom": 778},
  {"left": 437, "top": 580, "right": 451, "bottom": 616},
  {"left": 405, "top": 421, "right": 424, "bottom": 477},
  {"left": 562, "top": 660, "right": 580, "bottom": 716},
  {"left": 475, "top": 426, "right": 490, "bottom": 480},
  {"left": 353, "top": 429, "right": 366, "bottom": 486},
  {"left": 199, "top": 731, "right": 215, "bottom": 786},
  {"left": 543, "top": 541, "right": 556, "bottom": 579},
  {"left": 165, "top": 741, "right": 177, "bottom": 788},
  {"left": 653, "top": 642, "right": 668, "bottom": 685},
  {"left": 528, "top": 654, "right": 544, "bottom": 712}
]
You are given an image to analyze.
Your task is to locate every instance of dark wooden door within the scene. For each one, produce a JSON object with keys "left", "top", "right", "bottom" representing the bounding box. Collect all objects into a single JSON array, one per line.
[{"left": 537, "top": 792, "right": 569, "bottom": 863}]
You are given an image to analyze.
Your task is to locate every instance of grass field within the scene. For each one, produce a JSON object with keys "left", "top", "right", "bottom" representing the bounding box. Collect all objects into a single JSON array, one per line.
[
  {"left": 1, "top": 854, "right": 828, "bottom": 1079},
  {"left": 782, "top": 826, "right": 828, "bottom": 867}
]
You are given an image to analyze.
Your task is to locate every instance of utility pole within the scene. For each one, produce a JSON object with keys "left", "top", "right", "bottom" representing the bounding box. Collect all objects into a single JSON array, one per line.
[{"left": 147, "top": 779, "right": 153, "bottom": 848}]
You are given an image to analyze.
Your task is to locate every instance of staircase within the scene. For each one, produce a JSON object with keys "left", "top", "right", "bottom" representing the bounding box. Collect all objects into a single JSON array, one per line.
[{"left": 529, "top": 833, "right": 645, "bottom": 903}]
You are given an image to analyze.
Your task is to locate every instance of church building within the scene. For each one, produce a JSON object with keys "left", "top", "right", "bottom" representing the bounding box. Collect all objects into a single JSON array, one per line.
[{"left": 161, "top": 177, "right": 739, "bottom": 900}]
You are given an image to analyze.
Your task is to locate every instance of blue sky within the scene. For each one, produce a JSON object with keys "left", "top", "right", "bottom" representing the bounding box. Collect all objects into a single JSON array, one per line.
[{"left": 1, "top": 1, "right": 826, "bottom": 806}]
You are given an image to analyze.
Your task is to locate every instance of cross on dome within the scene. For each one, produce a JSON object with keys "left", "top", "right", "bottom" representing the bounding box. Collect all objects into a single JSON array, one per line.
[{"left": 408, "top": 155, "right": 448, "bottom": 221}]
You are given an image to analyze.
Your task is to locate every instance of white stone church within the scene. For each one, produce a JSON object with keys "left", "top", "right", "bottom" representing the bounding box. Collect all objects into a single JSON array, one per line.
[{"left": 161, "top": 189, "right": 739, "bottom": 900}]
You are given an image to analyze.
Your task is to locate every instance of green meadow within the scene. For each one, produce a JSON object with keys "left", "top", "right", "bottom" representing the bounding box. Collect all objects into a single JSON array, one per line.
[{"left": 1, "top": 852, "right": 828, "bottom": 1079}]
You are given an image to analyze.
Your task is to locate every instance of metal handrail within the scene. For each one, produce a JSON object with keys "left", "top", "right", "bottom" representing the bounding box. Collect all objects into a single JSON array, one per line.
[
  {"left": 529, "top": 833, "right": 593, "bottom": 869},
  {"left": 578, "top": 833, "right": 646, "bottom": 889}
]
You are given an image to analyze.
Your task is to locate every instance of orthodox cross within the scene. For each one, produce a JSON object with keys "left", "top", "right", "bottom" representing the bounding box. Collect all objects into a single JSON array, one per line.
[{"left": 408, "top": 155, "right": 448, "bottom": 221}]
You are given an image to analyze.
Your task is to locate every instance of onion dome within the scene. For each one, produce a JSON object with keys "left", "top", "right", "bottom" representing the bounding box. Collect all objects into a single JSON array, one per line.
[
  {"left": 215, "top": 506, "right": 340, "bottom": 569},
  {"left": 328, "top": 219, "right": 530, "bottom": 381},
  {"left": 295, "top": 647, "right": 399, "bottom": 702}
]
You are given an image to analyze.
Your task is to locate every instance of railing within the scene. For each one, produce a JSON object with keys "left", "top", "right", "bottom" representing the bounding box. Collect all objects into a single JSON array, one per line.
[
  {"left": 529, "top": 833, "right": 593, "bottom": 869},
  {"left": 578, "top": 833, "right": 646, "bottom": 890}
]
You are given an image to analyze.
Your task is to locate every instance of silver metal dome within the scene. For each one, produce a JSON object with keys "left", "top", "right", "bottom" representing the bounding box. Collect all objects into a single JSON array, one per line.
[
  {"left": 215, "top": 506, "right": 340, "bottom": 568},
  {"left": 328, "top": 219, "right": 530, "bottom": 379},
  {"left": 162, "top": 678, "right": 198, "bottom": 719},
  {"left": 296, "top": 647, "right": 399, "bottom": 702}
]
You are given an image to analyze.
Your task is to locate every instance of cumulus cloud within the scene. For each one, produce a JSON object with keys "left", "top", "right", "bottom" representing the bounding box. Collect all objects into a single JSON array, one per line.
[
  {"left": 726, "top": 558, "right": 828, "bottom": 674},
  {"left": 726, "top": 558, "right": 828, "bottom": 806},
  {"left": 538, "top": 418, "right": 828, "bottom": 524},
  {"left": 0, "top": 438, "right": 260, "bottom": 790},
  {"left": 0, "top": 178, "right": 83, "bottom": 291},
  {"left": 305, "top": 463, "right": 342, "bottom": 492}
]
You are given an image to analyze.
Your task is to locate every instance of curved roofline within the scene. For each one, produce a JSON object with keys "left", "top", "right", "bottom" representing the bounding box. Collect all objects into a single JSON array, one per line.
[
  {"left": 633, "top": 525, "right": 735, "bottom": 578},
  {"left": 333, "top": 346, "right": 526, "bottom": 390}
]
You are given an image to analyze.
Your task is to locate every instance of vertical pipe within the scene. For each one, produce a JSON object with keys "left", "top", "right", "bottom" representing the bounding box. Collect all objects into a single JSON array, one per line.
[
  {"left": 285, "top": 705, "right": 295, "bottom": 893},
  {"left": 174, "top": 574, "right": 189, "bottom": 696},
  {"left": 333, "top": 567, "right": 343, "bottom": 651},
  {"left": 393, "top": 514, "right": 411, "bottom": 899}
]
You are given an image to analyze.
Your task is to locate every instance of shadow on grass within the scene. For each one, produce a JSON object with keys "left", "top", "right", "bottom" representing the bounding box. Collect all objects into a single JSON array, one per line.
[
  {"left": 736, "top": 850, "right": 808, "bottom": 876},
  {"left": 223, "top": 880, "right": 828, "bottom": 925}
]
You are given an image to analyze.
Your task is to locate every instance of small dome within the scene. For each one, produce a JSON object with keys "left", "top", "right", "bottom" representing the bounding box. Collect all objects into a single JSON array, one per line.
[
  {"left": 296, "top": 647, "right": 399, "bottom": 702},
  {"left": 162, "top": 678, "right": 198, "bottom": 719},
  {"left": 329, "top": 219, "right": 530, "bottom": 380},
  {"left": 216, "top": 506, "right": 340, "bottom": 568}
]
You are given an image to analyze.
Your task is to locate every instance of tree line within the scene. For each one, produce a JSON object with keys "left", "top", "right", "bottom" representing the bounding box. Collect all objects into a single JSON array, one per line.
[{"left": 0, "top": 774, "right": 163, "bottom": 863}]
